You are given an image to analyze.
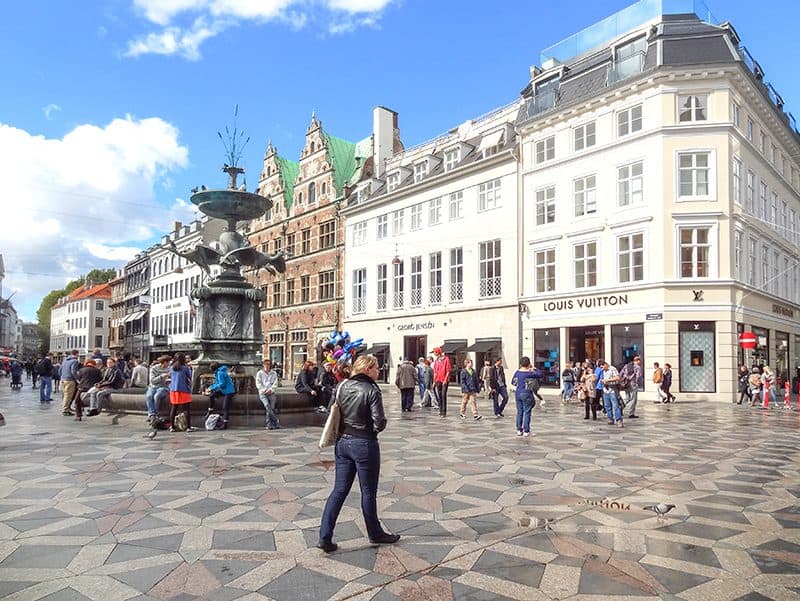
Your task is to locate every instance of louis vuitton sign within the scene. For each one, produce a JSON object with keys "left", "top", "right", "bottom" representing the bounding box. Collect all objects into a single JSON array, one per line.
[{"left": 543, "top": 294, "right": 629, "bottom": 312}]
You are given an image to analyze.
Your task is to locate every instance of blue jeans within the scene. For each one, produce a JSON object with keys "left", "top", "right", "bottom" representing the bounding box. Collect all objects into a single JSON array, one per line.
[
  {"left": 492, "top": 385, "right": 508, "bottom": 415},
  {"left": 418, "top": 382, "right": 426, "bottom": 400},
  {"left": 319, "top": 435, "right": 385, "bottom": 543},
  {"left": 145, "top": 386, "right": 169, "bottom": 417},
  {"left": 259, "top": 391, "right": 279, "bottom": 427},
  {"left": 603, "top": 391, "right": 622, "bottom": 422},
  {"left": 562, "top": 381, "right": 574, "bottom": 401},
  {"left": 515, "top": 395, "right": 534, "bottom": 433},
  {"left": 39, "top": 376, "right": 52, "bottom": 402}
]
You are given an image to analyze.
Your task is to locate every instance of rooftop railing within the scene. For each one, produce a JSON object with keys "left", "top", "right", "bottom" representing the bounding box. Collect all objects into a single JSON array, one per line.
[
  {"left": 737, "top": 45, "right": 798, "bottom": 134},
  {"left": 521, "top": 90, "right": 559, "bottom": 121},
  {"left": 607, "top": 51, "right": 646, "bottom": 85},
  {"left": 541, "top": 0, "right": 717, "bottom": 64}
]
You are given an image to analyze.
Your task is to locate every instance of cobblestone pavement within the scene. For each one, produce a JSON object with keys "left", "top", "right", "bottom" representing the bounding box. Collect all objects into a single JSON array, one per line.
[{"left": 1, "top": 380, "right": 799, "bottom": 601}]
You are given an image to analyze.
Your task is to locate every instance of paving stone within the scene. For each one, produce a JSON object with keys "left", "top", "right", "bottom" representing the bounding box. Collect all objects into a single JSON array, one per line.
[
  {"left": 258, "top": 566, "right": 345, "bottom": 600},
  {"left": 644, "top": 563, "right": 712, "bottom": 593},
  {"left": 112, "top": 561, "right": 183, "bottom": 593},
  {"left": 39, "top": 588, "right": 94, "bottom": 601}
]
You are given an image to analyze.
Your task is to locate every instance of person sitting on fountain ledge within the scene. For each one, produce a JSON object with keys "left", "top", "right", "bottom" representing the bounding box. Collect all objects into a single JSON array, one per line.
[{"left": 205, "top": 362, "right": 236, "bottom": 429}]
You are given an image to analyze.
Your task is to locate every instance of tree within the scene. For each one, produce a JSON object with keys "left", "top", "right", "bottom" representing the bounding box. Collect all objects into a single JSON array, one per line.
[{"left": 36, "top": 269, "right": 118, "bottom": 353}]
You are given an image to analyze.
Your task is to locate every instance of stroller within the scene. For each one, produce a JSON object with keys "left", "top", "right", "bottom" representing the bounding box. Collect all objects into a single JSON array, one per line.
[{"left": 10, "top": 363, "right": 23, "bottom": 389}]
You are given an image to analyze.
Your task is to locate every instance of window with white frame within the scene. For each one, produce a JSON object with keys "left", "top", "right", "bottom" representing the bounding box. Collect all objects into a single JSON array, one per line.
[
  {"left": 747, "top": 117, "right": 754, "bottom": 141},
  {"left": 392, "top": 209, "right": 404, "bottom": 235},
  {"left": 352, "top": 221, "right": 367, "bottom": 246},
  {"left": 759, "top": 181, "right": 768, "bottom": 221},
  {"left": 679, "top": 227, "right": 712, "bottom": 278},
  {"left": 478, "top": 178, "right": 501, "bottom": 212},
  {"left": 618, "top": 232, "right": 644, "bottom": 283},
  {"left": 410, "top": 203, "right": 423, "bottom": 231},
  {"left": 352, "top": 268, "right": 366, "bottom": 314},
  {"left": 772, "top": 250, "right": 780, "bottom": 294},
  {"left": 678, "top": 94, "right": 707, "bottom": 122},
  {"left": 573, "top": 241, "right": 597, "bottom": 288},
  {"left": 448, "top": 190, "right": 463, "bottom": 220},
  {"left": 771, "top": 144, "right": 778, "bottom": 166},
  {"left": 534, "top": 248, "right": 556, "bottom": 293},
  {"left": 748, "top": 237, "right": 757, "bottom": 285},
  {"left": 392, "top": 260, "right": 404, "bottom": 309},
  {"left": 678, "top": 151, "right": 711, "bottom": 198},
  {"left": 618, "top": 161, "right": 643, "bottom": 206},
  {"left": 478, "top": 239, "right": 501, "bottom": 298},
  {"left": 376, "top": 264, "right": 387, "bottom": 311},
  {"left": 449, "top": 247, "right": 463, "bottom": 302},
  {"left": 770, "top": 192, "right": 778, "bottom": 225},
  {"left": 746, "top": 170, "right": 755, "bottom": 214},
  {"left": 429, "top": 251, "right": 442, "bottom": 304},
  {"left": 444, "top": 147, "right": 460, "bottom": 172},
  {"left": 376, "top": 214, "right": 388, "bottom": 240},
  {"left": 573, "top": 175, "right": 597, "bottom": 217},
  {"left": 413, "top": 162, "right": 428, "bottom": 183},
  {"left": 573, "top": 121, "right": 596, "bottom": 151},
  {"left": 535, "top": 186, "right": 556, "bottom": 225},
  {"left": 731, "top": 101, "right": 740, "bottom": 127},
  {"left": 783, "top": 256, "right": 789, "bottom": 299},
  {"left": 760, "top": 131, "right": 767, "bottom": 154},
  {"left": 760, "top": 244, "right": 769, "bottom": 288},
  {"left": 790, "top": 208, "right": 796, "bottom": 244},
  {"left": 386, "top": 172, "right": 400, "bottom": 192},
  {"left": 732, "top": 157, "right": 741, "bottom": 205},
  {"left": 617, "top": 104, "right": 642, "bottom": 136},
  {"left": 734, "top": 230, "right": 742, "bottom": 281},
  {"left": 410, "top": 256, "right": 422, "bottom": 307},
  {"left": 429, "top": 197, "right": 442, "bottom": 225},
  {"left": 535, "top": 136, "right": 555, "bottom": 163}
]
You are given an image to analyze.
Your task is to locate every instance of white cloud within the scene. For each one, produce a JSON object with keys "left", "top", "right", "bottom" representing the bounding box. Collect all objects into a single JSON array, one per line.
[
  {"left": 42, "top": 103, "right": 61, "bottom": 120},
  {"left": 0, "top": 117, "right": 195, "bottom": 321},
  {"left": 127, "top": 0, "right": 394, "bottom": 59}
]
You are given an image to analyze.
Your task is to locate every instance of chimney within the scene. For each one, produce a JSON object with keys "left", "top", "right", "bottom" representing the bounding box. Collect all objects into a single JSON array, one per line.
[
  {"left": 173, "top": 221, "right": 182, "bottom": 233},
  {"left": 373, "top": 106, "right": 398, "bottom": 179}
]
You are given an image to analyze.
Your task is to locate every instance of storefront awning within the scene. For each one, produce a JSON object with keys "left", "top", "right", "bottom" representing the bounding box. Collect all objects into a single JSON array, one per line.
[
  {"left": 123, "top": 310, "right": 147, "bottom": 323},
  {"left": 439, "top": 340, "right": 467, "bottom": 354},
  {"left": 466, "top": 339, "right": 501, "bottom": 352},
  {"left": 364, "top": 343, "right": 390, "bottom": 355},
  {"left": 477, "top": 129, "right": 504, "bottom": 152}
]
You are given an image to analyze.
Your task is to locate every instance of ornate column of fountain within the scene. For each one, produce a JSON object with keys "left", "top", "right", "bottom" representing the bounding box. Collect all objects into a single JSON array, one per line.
[{"left": 168, "top": 164, "right": 285, "bottom": 393}]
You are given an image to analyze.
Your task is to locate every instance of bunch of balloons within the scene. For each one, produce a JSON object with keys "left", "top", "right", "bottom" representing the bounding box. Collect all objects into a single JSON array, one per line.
[{"left": 321, "top": 330, "right": 364, "bottom": 380}]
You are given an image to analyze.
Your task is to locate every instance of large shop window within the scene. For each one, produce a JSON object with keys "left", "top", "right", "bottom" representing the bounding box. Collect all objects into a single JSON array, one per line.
[
  {"left": 568, "top": 326, "right": 604, "bottom": 365},
  {"left": 611, "top": 324, "right": 643, "bottom": 373},
  {"left": 751, "top": 326, "right": 769, "bottom": 365},
  {"left": 775, "top": 331, "right": 789, "bottom": 382},
  {"left": 534, "top": 329, "right": 560, "bottom": 387},
  {"left": 678, "top": 321, "right": 715, "bottom": 393}
]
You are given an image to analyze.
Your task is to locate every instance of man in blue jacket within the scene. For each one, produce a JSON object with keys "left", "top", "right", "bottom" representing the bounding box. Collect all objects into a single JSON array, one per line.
[
  {"left": 459, "top": 358, "right": 483, "bottom": 420},
  {"left": 205, "top": 362, "right": 236, "bottom": 429}
]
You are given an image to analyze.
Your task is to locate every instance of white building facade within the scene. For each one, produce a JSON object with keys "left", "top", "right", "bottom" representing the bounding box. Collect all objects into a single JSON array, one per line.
[
  {"left": 517, "top": 5, "right": 800, "bottom": 400},
  {"left": 342, "top": 103, "right": 522, "bottom": 383},
  {"left": 49, "top": 283, "right": 111, "bottom": 358}
]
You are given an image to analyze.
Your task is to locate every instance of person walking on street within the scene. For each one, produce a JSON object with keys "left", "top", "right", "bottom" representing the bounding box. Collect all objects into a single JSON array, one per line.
[
  {"left": 652, "top": 362, "right": 666, "bottom": 403},
  {"left": 489, "top": 357, "right": 509, "bottom": 418},
  {"left": 582, "top": 366, "right": 598, "bottom": 420},
  {"left": 60, "top": 350, "right": 80, "bottom": 416},
  {"left": 51, "top": 361, "right": 61, "bottom": 393},
  {"left": 418, "top": 359, "right": 437, "bottom": 408},
  {"left": 480, "top": 361, "right": 492, "bottom": 396},
  {"left": 661, "top": 363, "right": 675, "bottom": 403},
  {"left": 600, "top": 360, "right": 623, "bottom": 427},
  {"left": 395, "top": 358, "right": 418, "bottom": 412},
  {"left": 561, "top": 364, "right": 576, "bottom": 402},
  {"left": 416, "top": 357, "right": 428, "bottom": 404},
  {"left": 317, "top": 354, "right": 400, "bottom": 553},
  {"left": 736, "top": 364, "right": 751, "bottom": 405},
  {"left": 432, "top": 347, "right": 451, "bottom": 417},
  {"left": 624, "top": 355, "right": 643, "bottom": 418},
  {"left": 511, "top": 356, "right": 539, "bottom": 437},
  {"left": 256, "top": 359, "right": 281, "bottom": 430},
  {"left": 459, "top": 358, "right": 482, "bottom": 420},
  {"left": 35, "top": 354, "right": 54, "bottom": 403}
]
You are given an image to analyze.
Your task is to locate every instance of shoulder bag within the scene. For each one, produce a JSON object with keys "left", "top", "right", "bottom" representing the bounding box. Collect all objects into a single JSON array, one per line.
[{"left": 318, "top": 385, "right": 342, "bottom": 449}]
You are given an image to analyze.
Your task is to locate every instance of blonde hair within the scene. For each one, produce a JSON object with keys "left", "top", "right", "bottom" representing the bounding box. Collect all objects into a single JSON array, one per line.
[{"left": 351, "top": 354, "right": 378, "bottom": 376}]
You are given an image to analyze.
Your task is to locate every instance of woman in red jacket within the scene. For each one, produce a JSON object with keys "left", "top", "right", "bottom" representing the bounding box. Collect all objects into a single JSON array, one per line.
[{"left": 432, "top": 347, "right": 451, "bottom": 418}]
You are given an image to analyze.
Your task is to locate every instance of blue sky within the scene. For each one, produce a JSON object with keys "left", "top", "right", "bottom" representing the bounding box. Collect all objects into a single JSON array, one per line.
[{"left": 1, "top": 0, "right": 798, "bottom": 322}]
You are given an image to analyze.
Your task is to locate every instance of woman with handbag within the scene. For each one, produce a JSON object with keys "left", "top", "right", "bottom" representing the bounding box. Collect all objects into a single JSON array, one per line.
[
  {"left": 168, "top": 352, "right": 196, "bottom": 432},
  {"left": 510, "top": 356, "right": 539, "bottom": 438},
  {"left": 317, "top": 354, "right": 400, "bottom": 553}
]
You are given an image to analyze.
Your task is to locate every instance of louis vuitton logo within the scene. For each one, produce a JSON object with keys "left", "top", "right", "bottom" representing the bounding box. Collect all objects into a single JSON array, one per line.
[{"left": 692, "top": 290, "right": 704, "bottom": 302}]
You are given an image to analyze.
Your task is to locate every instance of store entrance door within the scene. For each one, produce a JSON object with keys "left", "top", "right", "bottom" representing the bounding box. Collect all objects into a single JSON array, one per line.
[
  {"left": 403, "top": 335, "right": 427, "bottom": 363},
  {"left": 569, "top": 326, "right": 605, "bottom": 364}
]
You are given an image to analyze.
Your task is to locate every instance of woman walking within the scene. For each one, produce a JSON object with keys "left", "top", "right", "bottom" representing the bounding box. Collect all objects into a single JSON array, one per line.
[
  {"left": 736, "top": 364, "right": 751, "bottom": 405},
  {"left": 582, "top": 366, "right": 598, "bottom": 420},
  {"left": 511, "top": 356, "right": 539, "bottom": 437},
  {"left": 318, "top": 355, "right": 400, "bottom": 553},
  {"left": 168, "top": 352, "right": 196, "bottom": 432}
]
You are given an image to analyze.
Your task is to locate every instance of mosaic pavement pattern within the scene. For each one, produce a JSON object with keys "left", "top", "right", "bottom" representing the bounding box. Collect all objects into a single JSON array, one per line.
[{"left": 0, "top": 382, "right": 799, "bottom": 600}]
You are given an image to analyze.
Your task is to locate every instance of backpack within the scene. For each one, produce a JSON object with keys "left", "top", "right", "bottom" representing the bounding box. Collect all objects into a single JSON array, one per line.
[
  {"left": 173, "top": 412, "right": 188, "bottom": 431},
  {"left": 525, "top": 376, "right": 540, "bottom": 392},
  {"left": 618, "top": 364, "right": 633, "bottom": 390},
  {"left": 35, "top": 358, "right": 50, "bottom": 376},
  {"left": 205, "top": 413, "right": 221, "bottom": 431}
]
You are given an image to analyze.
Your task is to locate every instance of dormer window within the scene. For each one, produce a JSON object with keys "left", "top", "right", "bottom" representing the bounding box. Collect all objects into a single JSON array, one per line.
[
  {"left": 478, "top": 128, "right": 507, "bottom": 158},
  {"left": 386, "top": 172, "right": 400, "bottom": 192},
  {"left": 444, "top": 147, "right": 461, "bottom": 172},
  {"left": 527, "top": 75, "right": 560, "bottom": 116},
  {"left": 414, "top": 162, "right": 428, "bottom": 182},
  {"left": 608, "top": 35, "right": 647, "bottom": 84}
]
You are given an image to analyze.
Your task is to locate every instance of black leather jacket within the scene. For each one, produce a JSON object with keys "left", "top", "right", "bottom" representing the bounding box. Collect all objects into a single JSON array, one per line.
[{"left": 337, "top": 373, "right": 386, "bottom": 440}]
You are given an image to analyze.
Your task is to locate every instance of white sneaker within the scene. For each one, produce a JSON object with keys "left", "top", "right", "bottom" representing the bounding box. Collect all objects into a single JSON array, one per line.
[
  {"left": 523, "top": 432, "right": 531, "bottom": 437},
  {"left": 516, "top": 430, "right": 523, "bottom": 436}
]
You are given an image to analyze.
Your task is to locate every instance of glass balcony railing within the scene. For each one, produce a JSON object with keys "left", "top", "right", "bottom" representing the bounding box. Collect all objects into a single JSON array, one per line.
[
  {"left": 523, "top": 90, "right": 559, "bottom": 120},
  {"left": 607, "top": 51, "right": 646, "bottom": 85}
]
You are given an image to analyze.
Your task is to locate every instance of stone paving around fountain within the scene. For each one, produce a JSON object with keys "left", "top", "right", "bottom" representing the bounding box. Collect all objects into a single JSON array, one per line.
[{"left": 1, "top": 379, "right": 799, "bottom": 601}]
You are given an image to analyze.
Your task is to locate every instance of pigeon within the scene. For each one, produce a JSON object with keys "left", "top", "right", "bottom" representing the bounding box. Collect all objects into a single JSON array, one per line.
[
  {"left": 643, "top": 503, "right": 675, "bottom": 519},
  {"left": 191, "top": 186, "right": 199, "bottom": 194}
]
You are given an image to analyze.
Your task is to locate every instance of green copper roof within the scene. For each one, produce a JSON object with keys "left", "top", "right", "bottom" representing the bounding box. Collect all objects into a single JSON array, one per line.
[
  {"left": 323, "top": 133, "right": 358, "bottom": 196},
  {"left": 276, "top": 155, "right": 299, "bottom": 209}
]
